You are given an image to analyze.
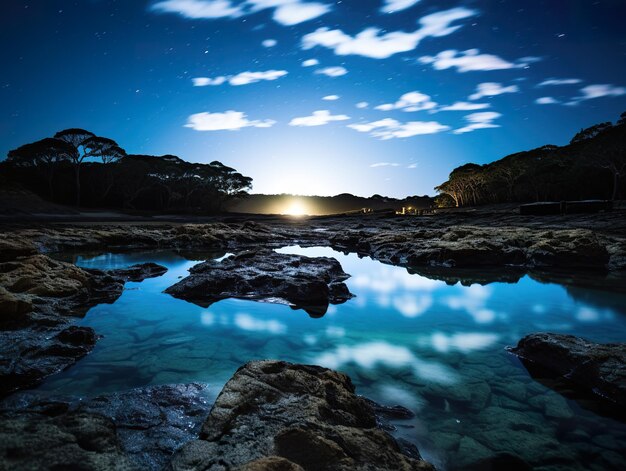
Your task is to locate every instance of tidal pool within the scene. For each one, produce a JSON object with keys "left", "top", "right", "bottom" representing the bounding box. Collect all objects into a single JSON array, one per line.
[{"left": 41, "top": 247, "right": 626, "bottom": 470}]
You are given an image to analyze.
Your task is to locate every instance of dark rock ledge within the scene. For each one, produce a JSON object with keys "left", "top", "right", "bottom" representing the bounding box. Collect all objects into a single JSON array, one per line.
[
  {"left": 0, "top": 383, "right": 209, "bottom": 471},
  {"left": 0, "top": 255, "right": 167, "bottom": 396},
  {"left": 0, "top": 362, "right": 433, "bottom": 471},
  {"left": 171, "top": 360, "right": 434, "bottom": 471},
  {"left": 165, "top": 250, "right": 354, "bottom": 317},
  {"left": 509, "top": 333, "right": 626, "bottom": 410}
]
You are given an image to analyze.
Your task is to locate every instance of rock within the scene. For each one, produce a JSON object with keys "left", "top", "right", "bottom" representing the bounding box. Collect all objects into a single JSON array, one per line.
[
  {"left": 331, "top": 225, "right": 611, "bottom": 270},
  {"left": 0, "top": 410, "right": 137, "bottom": 471},
  {"left": 171, "top": 360, "right": 434, "bottom": 471},
  {"left": 509, "top": 333, "right": 626, "bottom": 408},
  {"left": 362, "top": 398, "right": 415, "bottom": 431},
  {"left": 165, "top": 251, "right": 354, "bottom": 317},
  {"left": 0, "top": 256, "right": 167, "bottom": 397},
  {"left": 57, "top": 325, "right": 99, "bottom": 346},
  {"left": 76, "top": 383, "right": 209, "bottom": 470},
  {"left": 0, "top": 383, "right": 210, "bottom": 471},
  {"left": 106, "top": 262, "right": 168, "bottom": 282},
  {"left": 422, "top": 380, "right": 491, "bottom": 413},
  {"left": 528, "top": 393, "right": 573, "bottom": 419}
]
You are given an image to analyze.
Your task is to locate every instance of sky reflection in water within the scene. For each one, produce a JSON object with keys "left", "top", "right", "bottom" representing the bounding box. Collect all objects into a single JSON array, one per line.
[{"left": 41, "top": 247, "right": 626, "bottom": 470}]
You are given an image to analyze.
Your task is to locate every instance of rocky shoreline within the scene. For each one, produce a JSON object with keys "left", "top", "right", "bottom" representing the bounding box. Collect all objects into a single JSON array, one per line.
[{"left": 1, "top": 211, "right": 626, "bottom": 469}]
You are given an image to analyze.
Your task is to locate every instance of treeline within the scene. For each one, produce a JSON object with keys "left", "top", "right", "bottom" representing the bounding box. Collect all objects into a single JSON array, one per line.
[
  {"left": 225, "top": 193, "right": 433, "bottom": 215},
  {"left": 435, "top": 111, "right": 626, "bottom": 207},
  {"left": 0, "top": 129, "right": 252, "bottom": 213}
]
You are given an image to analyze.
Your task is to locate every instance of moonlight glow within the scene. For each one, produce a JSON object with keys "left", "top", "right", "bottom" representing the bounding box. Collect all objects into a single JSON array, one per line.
[{"left": 283, "top": 200, "right": 307, "bottom": 216}]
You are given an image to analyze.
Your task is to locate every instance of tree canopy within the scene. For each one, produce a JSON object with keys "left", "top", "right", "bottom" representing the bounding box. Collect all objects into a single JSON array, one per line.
[
  {"left": 2, "top": 130, "right": 252, "bottom": 213},
  {"left": 435, "top": 111, "right": 626, "bottom": 206}
]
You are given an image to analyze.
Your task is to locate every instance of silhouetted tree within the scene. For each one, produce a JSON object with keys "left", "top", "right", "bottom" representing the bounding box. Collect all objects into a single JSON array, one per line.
[
  {"left": 6, "top": 138, "right": 76, "bottom": 199},
  {"left": 54, "top": 128, "right": 96, "bottom": 206},
  {"left": 436, "top": 111, "right": 626, "bottom": 206},
  {"left": 570, "top": 122, "right": 613, "bottom": 144},
  {"left": 83, "top": 136, "right": 126, "bottom": 203}
]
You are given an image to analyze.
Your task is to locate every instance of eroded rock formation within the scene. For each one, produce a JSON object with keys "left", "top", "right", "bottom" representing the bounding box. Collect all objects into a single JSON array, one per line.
[
  {"left": 171, "top": 360, "right": 433, "bottom": 471},
  {"left": 165, "top": 251, "right": 354, "bottom": 317}
]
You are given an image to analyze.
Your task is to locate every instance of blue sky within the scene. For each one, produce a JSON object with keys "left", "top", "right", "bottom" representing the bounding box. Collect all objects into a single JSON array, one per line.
[{"left": 2, "top": 0, "right": 625, "bottom": 197}]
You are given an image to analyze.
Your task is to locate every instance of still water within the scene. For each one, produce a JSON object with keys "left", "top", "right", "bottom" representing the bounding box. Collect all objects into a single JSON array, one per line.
[{"left": 41, "top": 247, "right": 626, "bottom": 470}]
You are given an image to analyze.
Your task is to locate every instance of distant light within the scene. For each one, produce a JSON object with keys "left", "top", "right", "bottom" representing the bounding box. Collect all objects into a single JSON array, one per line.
[{"left": 283, "top": 200, "right": 307, "bottom": 217}]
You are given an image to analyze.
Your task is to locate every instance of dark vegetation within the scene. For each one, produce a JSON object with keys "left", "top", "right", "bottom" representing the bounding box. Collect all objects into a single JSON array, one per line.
[
  {"left": 225, "top": 193, "right": 433, "bottom": 215},
  {"left": 1, "top": 128, "right": 252, "bottom": 213},
  {"left": 435, "top": 111, "right": 626, "bottom": 207}
]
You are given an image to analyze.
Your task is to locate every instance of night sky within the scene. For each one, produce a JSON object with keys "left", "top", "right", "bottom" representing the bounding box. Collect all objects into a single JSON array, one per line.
[{"left": 2, "top": 0, "right": 626, "bottom": 197}]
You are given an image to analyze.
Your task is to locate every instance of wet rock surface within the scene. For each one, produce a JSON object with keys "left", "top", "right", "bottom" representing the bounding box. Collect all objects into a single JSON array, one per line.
[
  {"left": 165, "top": 250, "right": 354, "bottom": 317},
  {"left": 509, "top": 333, "right": 626, "bottom": 409},
  {"left": 171, "top": 360, "right": 434, "bottom": 471},
  {"left": 330, "top": 225, "right": 611, "bottom": 270},
  {"left": 0, "top": 255, "right": 167, "bottom": 397},
  {"left": 0, "top": 382, "right": 209, "bottom": 471}
]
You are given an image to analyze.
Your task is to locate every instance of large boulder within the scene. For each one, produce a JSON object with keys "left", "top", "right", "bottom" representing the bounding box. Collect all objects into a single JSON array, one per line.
[
  {"left": 171, "top": 360, "right": 433, "bottom": 471},
  {"left": 509, "top": 333, "right": 626, "bottom": 408},
  {"left": 165, "top": 251, "right": 354, "bottom": 317}
]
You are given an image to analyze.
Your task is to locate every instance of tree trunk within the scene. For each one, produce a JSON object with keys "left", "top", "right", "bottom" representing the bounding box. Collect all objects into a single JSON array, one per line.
[
  {"left": 611, "top": 170, "right": 619, "bottom": 201},
  {"left": 75, "top": 165, "right": 81, "bottom": 207}
]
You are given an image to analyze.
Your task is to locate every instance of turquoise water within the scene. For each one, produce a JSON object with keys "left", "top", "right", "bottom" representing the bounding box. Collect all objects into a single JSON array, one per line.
[{"left": 41, "top": 247, "right": 626, "bottom": 470}]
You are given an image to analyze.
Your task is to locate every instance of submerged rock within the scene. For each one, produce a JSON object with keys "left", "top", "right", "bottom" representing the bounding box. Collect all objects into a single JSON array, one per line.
[
  {"left": 105, "top": 262, "right": 168, "bottom": 283},
  {"left": 165, "top": 250, "right": 354, "bottom": 317},
  {"left": 171, "top": 360, "right": 433, "bottom": 471},
  {"left": 509, "top": 333, "right": 626, "bottom": 408},
  {"left": 0, "top": 255, "right": 167, "bottom": 397},
  {"left": 0, "top": 383, "right": 209, "bottom": 471}
]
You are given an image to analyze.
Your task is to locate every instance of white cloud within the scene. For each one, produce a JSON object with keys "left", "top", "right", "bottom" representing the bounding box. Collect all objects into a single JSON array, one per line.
[
  {"left": 301, "top": 7, "right": 476, "bottom": 59},
  {"left": 152, "top": 0, "right": 331, "bottom": 25},
  {"left": 289, "top": 110, "right": 350, "bottom": 126},
  {"left": 349, "top": 118, "right": 450, "bottom": 139},
  {"left": 375, "top": 91, "right": 437, "bottom": 112},
  {"left": 469, "top": 82, "right": 519, "bottom": 100},
  {"left": 356, "top": 101, "right": 369, "bottom": 109},
  {"left": 536, "top": 96, "right": 559, "bottom": 105},
  {"left": 426, "top": 332, "right": 500, "bottom": 353},
  {"left": 192, "top": 76, "right": 227, "bottom": 86},
  {"left": 454, "top": 111, "right": 502, "bottom": 134},
  {"left": 314, "top": 341, "right": 458, "bottom": 385},
  {"left": 193, "top": 69, "right": 288, "bottom": 87},
  {"left": 420, "top": 49, "right": 535, "bottom": 72},
  {"left": 256, "top": 0, "right": 331, "bottom": 26},
  {"left": 576, "top": 84, "right": 626, "bottom": 101},
  {"left": 538, "top": 78, "right": 582, "bottom": 87},
  {"left": 185, "top": 110, "right": 276, "bottom": 131},
  {"left": 302, "top": 58, "right": 319, "bottom": 67},
  {"left": 322, "top": 94, "right": 340, "bottom": 101},
  {"left": 234, "top": 313, "right": 286, "bottom": 334},
  {"left": 437, "top": 101, "right": 491, "bottom": 111},
  {"left": 151, "top": 0, "right": 243, "bottom": 19},
  {"left": 381, "top": 0, "right": 421, "bottom": 14},
  {"left": 370, "top": 162, "right": 400, "bottom": 168},
  {"left": 262, "top": 38, "right": 277, "bottom": 47},
  {"left": 315, "top": 66, "right": 348, "bottom": 77},
  {"left": 407, "top": 163, "right": 417, "bottom": 168},
  {"left": 229, "top": 69, "right": 288, "bottom": 85}
]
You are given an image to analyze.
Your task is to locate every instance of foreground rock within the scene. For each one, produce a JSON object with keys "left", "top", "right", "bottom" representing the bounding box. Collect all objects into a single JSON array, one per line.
[
  {"left": 509, "top": 333, "right": 626, "bottom": 408},
  {"left": 165, "top": 251, "right": 354, "bottom": 317},
  {"left": 0, "top": 383, "right": 209, "bottom": 471},
  {"left": 0, "top": 255, "right": 167, "bottom": 396},
  {"left": 171, "top": 360, "right": 433, "bottom": 471}
]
